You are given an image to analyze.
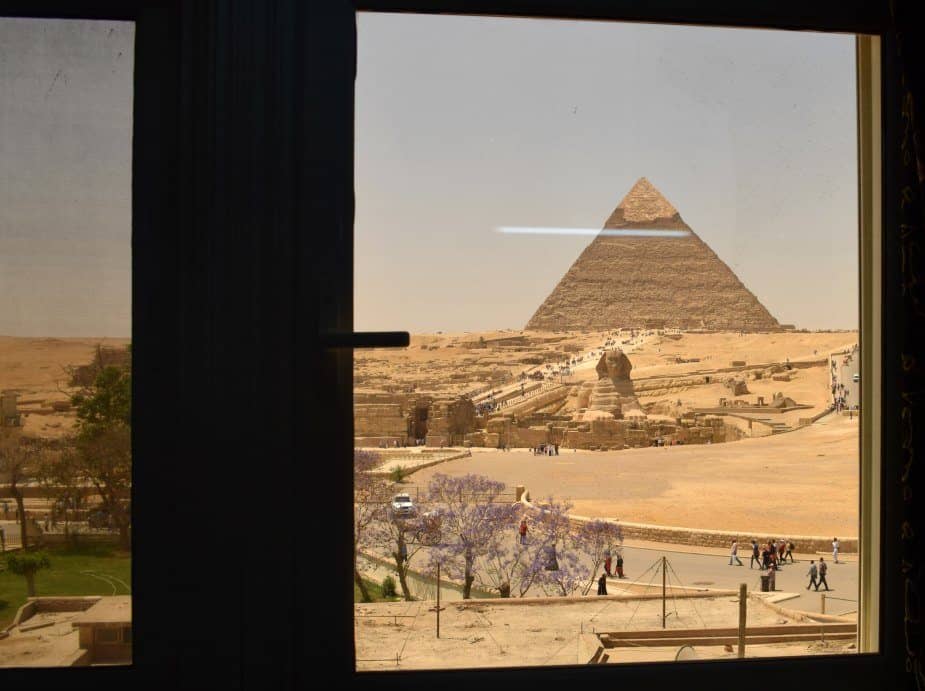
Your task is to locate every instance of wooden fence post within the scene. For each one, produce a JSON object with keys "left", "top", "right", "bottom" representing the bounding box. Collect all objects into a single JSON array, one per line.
[{"left": 738, "top": 583, "right": 747, "bottom": 658}]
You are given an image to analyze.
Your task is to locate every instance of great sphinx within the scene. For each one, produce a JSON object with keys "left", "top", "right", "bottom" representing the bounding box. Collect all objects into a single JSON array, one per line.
[{"left": 581, "top": 349, "right": 643, "bottom": 419}]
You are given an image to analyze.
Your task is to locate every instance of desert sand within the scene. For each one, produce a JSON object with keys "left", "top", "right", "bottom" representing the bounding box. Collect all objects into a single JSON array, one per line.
[
  {"left": 355, "top": 594, "right": 854, "bottom": 671},
  {"left": 0, "top": 335, "right": 130, "bottom": 439},
  {"left": 400, "top": 402, "right": 858, "bottom": 537}
]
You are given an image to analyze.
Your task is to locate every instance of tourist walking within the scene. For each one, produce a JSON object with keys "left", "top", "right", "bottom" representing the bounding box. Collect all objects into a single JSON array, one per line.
[
  {"left": 832, "top": 537, "right": 840, "bottom": 564},
  {"left": 806, "top": 560, "right": 819, "bottom": 590},
  {"left": 729, "top": 540, "right": 743, "bottom": 566},
  {"left": 597, "top": 572, "right": 608, "bottom": 596},
  {"left": 777, "top": 540, "right": 786, "bottom": 565},
  {"left": 817, "top": 557, "right": 830, "bottom": 591},
  {"left": 785, "top": 540, "right": 795, "bottom": 563},
  {"left": 519, "top": 518, "right": 528, "bottom": 545},
  {"left": 761, "top": 544, "right": 771, "bottom": 570},
  {"left": 615, "top": 553, "right": 625, "bottom": 578},
  {"left": 750, "top": 540, "right": 761, "bottom": 569}
]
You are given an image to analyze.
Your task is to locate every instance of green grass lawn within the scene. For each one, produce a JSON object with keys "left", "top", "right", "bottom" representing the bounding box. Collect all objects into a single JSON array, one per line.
[
  {"left": 0, "top": 544, "right": 131, "bottom": 629},
  {"left": 354, "top": 577, "right": 402, "bottom": 603}
]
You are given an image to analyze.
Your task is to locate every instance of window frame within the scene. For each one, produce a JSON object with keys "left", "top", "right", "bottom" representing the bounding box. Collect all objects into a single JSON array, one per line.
[
  {"left": 336, "top": 1, "right": 902, "bottom": 688},
  {"left": 0, "top": 0, "right": 904, "bottom": 689}
]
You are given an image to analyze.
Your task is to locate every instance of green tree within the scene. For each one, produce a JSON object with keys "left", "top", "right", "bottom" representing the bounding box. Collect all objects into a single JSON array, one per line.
[
  {"left": 0, "top": 431, "right": 45, "bottom": 551},
  {"left": 71, "top": 359, "right": 132, "bottom": 550},
  {"left": 5, "top": 551, "right": 51, "bottom": 597},
  {"left": 36, "top": 443, "right": 85, "bottom": 543}
]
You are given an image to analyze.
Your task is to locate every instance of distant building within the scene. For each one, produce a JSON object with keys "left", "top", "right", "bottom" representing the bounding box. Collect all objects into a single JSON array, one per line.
[{"left": 0, "top": 391, "right": 21, "bottom": 427}]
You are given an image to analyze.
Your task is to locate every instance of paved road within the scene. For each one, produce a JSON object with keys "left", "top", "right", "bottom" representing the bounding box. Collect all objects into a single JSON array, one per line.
[{"left": 616, "top": 543, "right": 857, "bottom": 616}]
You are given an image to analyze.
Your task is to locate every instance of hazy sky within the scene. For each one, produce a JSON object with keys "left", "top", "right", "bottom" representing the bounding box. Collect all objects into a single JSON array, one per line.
[
  {"left": 355, "top": 14, "right": 859, "bottom": 332},
  {"left": 0, "top": 18, "right": 133, "bottom": 337}
]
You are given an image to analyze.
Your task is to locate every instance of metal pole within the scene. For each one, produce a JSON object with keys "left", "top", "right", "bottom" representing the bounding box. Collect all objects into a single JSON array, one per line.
[
  {"left": 738, "top": 583, "right": 747, "bottom": 658},
  {"left": 821, "top": 592, "right": 826, "bottom": 615},
  {"left": 662, "top": 556, "right": 667, "bottom": 629},
  {"left": 436, "top": 563, "right": 441, "bottom": 638}
]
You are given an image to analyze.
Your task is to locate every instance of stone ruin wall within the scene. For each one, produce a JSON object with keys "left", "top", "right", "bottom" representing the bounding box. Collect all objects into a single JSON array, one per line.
[{"left": 354, "top": 394, "right": 478, "bottom": 448}]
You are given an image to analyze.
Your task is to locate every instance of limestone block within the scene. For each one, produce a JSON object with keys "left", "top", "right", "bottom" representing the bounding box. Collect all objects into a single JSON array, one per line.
[
  {"left": 724, "top": 378, "right": 749, "bottom": 396},
  {"left": 510, "top": 426, "right": 548, "bottom": 447},
  {"left": 464, "top": 432, "right": 486, "bottom": 446},
  {"left": 576, "top": 385, "right": 593, "bottom": 409}
]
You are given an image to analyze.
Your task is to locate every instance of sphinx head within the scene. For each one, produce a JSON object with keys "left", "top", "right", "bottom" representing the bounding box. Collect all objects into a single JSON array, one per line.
[{"left": 595, "top": 349, "right": 633, "bottom": 381}]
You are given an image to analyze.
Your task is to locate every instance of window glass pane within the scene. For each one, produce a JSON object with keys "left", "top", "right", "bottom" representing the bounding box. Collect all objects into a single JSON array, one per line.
[
  {"left": 354, "top": 13, "right": 863, "bottom": 670},
  {"left": 0, "top": 17, "right": 133, "bottom": 669}
]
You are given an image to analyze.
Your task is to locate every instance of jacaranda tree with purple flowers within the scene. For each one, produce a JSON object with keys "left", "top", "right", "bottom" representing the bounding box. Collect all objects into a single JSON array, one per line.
[
  {"left": 368, "top": 499, "right": 440, "bottom": 601},
  {"left": 576, "top": 519, "right": 624, "bottom": 595},
  {"left": 353, "top": 449, "right": 383, "bottom": 602},
  {"left": 475, "top": 508, "right": 538, "bottom": 598},
  {"left": 425, "top": 473, "right": 516, "bottom": 599},
  {"left": 529, "top": 497, "right": 590, "bottom": 597}
]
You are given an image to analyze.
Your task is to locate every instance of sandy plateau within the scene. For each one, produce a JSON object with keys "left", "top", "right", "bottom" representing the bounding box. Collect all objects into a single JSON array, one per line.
[
  {"left": 0, "top": 336, "right": 130, "bottom": 439},
  {"left": 357, "top": 330, "right": 860, "bottom": 536}
]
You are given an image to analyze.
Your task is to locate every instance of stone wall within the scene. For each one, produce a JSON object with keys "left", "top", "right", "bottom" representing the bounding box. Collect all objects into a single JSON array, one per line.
[
  {"left": 612, "top": 520, "right": 857, "bottom": 554},
  {"left": 715, "top": 414, "right": 776, "bottom": 438},
  {"left": 566, "top": 418, "right": 629, "bottom": 450},
  {"left": 354, "top": 436, "right": 404, "bottom": 448},
  {"left": 526, "top": 499, "right": 857, "bottom": 553},
  {"left": 354, "top": 403, "right": 407, "bottom": 442},
  {"left": 502, "top": 385, "right": 570, "bottom": 418},
  {"left": 508, "top": 426, "right": 549, "bottom": 448}
]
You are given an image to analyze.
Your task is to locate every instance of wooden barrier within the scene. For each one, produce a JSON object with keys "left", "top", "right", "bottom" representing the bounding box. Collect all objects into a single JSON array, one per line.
[{"left": 599, "top": 622, "right": 857, "bottom": 648}]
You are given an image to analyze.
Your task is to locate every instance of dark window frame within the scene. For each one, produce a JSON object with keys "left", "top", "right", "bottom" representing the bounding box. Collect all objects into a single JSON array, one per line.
[
  {"left": 0, "top": 1, "right": 907, "bottom": 690},
  {"left": 331, "top": 1, "right": 905, "bottom": 690}
]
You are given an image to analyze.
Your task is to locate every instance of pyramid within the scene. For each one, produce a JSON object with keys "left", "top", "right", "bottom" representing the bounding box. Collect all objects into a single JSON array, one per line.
[{"left": 525, "top": 178, "right": 781, "bottom": 332}]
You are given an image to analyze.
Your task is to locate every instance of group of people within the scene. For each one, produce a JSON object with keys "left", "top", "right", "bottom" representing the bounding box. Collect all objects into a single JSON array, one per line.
[
  {"left": 519, "top": 517, "right": 626, "bottom": 597},
  {"left": 830, "top": 345, "right": 859, "bottom": 414},
  {"left": 731, "top": 538, "right": 797, "bottom": 569},
  {"left": 475, "top": 401, "right": 499, "bottom": 416},
  {"left": 596, "top": 550, "right": 626, "bottom": 595},
  {"left": 730, "top": 537, "right": 840, "bottom": 591},
  {"left": 603, "top": 549, "right": 625, "bottom": 579},
  {"left": 533, "top": 443, "right": 559, "bottom": 456},
  {"left": 805, "top": 558, "right": 831, "bottom": 591}
]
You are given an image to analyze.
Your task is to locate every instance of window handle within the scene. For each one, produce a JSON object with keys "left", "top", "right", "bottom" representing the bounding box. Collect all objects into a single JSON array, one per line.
[{"left": 321, "top": 331, "right": 409, "bottom": 349}]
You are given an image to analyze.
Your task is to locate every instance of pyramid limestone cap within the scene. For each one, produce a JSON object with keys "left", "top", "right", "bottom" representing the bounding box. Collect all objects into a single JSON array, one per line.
[{"left": 614, "top": 177, "right": 679, "bottom": 223}]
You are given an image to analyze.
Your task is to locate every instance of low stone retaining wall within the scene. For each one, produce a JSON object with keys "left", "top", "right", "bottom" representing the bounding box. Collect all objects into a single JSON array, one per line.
[
  {"left": 367, "top": 449, "right": 471, "bottom": 478},
  {"left": 500, "top": 385, "right": 570, "bottom": 418},
  {"left": 520, "top": 494, "right": 856, "bottom": 553},
  {"left": 799, "top": 407, "right": 835, "bottom": 427},
  {"left": 613, "top": 521, "right": 856, "bottom": 554},
  {"left": 751, "top": 594, "right": 857, "bottom": 624},
  {"left": 357, "top": 549, "right": 496, "bottom": 599},
  {"left": 9, "top": 596, "right": 102, "bottom": 629}
]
